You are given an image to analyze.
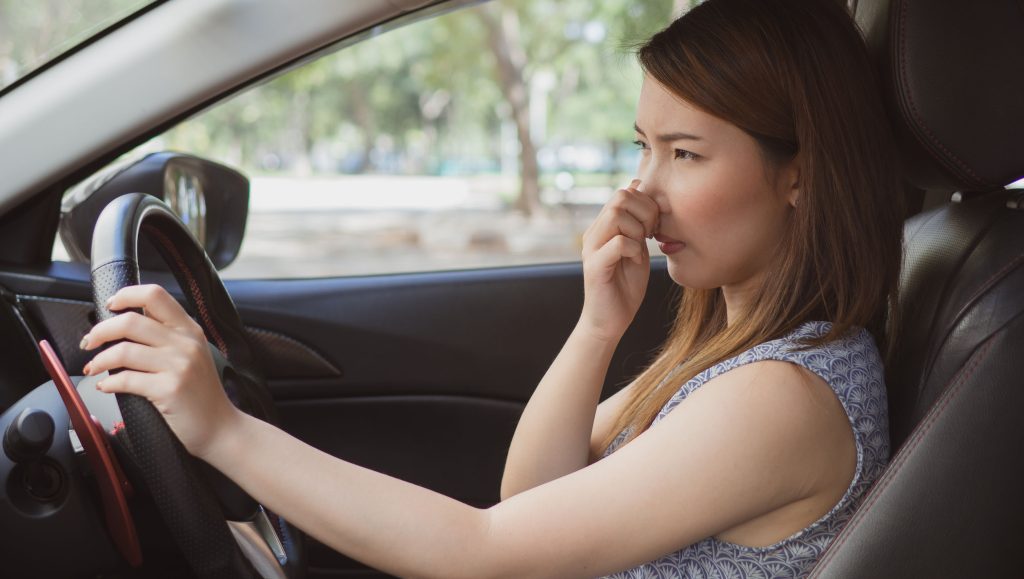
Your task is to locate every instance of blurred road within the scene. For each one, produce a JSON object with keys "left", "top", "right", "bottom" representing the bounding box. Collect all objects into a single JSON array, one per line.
[{"left": 219, "top": 175, "right": 612, "bottom": 279}]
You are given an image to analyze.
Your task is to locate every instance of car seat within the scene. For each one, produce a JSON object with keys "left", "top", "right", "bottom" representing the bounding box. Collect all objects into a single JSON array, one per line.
[{"left": 809, "top": 0, "right": 1024, "bottom": 576}]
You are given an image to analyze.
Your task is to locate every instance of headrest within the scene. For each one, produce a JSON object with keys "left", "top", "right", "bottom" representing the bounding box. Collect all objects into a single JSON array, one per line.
[{"left": 856, "top": 0, "right": 1024, "bottom": 192}]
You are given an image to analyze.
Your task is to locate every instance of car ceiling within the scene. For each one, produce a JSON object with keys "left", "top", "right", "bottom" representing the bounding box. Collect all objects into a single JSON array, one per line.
[{"left": 0, "top": 0, "right": 452, "bottom": 219}]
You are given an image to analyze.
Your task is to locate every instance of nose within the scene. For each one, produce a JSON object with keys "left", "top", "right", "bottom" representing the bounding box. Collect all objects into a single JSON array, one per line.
[{"left": 635, "top": 166, "right": 671, "bottom": 214}]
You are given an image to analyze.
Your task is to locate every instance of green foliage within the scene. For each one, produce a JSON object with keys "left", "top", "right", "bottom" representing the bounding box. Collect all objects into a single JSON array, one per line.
[
  {"left": 542, "top": 0, "right": 675, "bottom": 145},
  {"left": 2, "top": 0, "right": 678, "bottom": 192},
  {"left": 151, "top": 0, "right": 674, "bottom": 179}
]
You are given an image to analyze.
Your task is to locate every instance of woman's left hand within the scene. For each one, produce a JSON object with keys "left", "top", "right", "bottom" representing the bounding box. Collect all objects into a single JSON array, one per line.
[{"left": 81, "top": 284, "right": 242, "bottom": 460}]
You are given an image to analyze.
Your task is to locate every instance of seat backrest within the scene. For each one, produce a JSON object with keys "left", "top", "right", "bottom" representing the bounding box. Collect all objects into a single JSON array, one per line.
[{"left": 810, "top": 0, "right": 1024, "bottom": 576}]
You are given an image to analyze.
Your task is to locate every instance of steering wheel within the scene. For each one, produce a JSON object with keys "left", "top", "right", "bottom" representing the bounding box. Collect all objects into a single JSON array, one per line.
[{"left": 89, "top": 192, "right": 304, "bottom": 578}]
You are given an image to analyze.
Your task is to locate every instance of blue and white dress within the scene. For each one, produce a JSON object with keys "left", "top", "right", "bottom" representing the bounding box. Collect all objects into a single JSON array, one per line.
[{"left": 603, "top": 321, "right": 890, "bottom": 578}]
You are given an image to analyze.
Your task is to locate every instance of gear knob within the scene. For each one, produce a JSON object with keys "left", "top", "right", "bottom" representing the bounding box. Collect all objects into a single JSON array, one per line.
[{"left": 4, "top": 407, "right": 55, "bottom": 463}]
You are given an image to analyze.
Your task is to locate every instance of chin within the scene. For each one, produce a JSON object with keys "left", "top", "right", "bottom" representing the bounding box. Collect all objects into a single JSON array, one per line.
[{"left": 664, "top": 260, "right": 719, "bottom": 290}]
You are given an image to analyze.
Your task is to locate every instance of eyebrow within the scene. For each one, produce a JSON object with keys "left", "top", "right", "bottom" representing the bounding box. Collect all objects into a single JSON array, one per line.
[{"left": 634, "top": 123, "right": 703, "bottom": 142}]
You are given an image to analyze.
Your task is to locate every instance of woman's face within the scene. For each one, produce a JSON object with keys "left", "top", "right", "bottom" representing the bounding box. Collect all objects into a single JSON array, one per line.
[{"left": 634, "top": 75, "right": 798, "bottom": 299}]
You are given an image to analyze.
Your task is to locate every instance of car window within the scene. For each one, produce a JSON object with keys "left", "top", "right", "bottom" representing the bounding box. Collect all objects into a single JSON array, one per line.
[
  {"left": 52, "top": 0, "right": 689, "bottom": 279},
  {"left": 0, "top": 0, "right": 157, "bottom": 93}
]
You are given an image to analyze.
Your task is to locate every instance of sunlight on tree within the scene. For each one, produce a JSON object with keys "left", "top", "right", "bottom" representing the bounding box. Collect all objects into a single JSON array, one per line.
[{"left": 145, "top": 0, "right": 676, "bottom": 218}]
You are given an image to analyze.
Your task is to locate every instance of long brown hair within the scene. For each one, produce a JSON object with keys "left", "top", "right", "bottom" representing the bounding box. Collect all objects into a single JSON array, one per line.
[{"left": 602, "top": 0, "right": 904, "bottom": 452}]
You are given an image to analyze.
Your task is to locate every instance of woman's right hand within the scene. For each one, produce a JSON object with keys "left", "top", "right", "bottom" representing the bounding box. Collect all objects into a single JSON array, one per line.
[{"left": 579, "top": 179, "right": 662, "bottom": 343}]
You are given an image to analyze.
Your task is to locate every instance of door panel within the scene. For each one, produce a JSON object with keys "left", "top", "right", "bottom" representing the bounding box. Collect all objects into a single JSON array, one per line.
[{"left": 228, "top": 261, "right": 675, "bottom": 401}]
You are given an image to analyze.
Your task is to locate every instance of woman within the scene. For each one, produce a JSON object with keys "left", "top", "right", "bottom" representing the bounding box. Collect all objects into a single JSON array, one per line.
[{"left": 80, "top": 0, "right": 903, "bottom": 576}]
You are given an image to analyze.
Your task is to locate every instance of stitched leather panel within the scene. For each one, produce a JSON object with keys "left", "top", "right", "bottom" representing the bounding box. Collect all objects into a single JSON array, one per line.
[
  {"left": 886, "top": 0, "right": 1024, "bottom": 190},
  {"left": 243, "top": 327, "right": 340, "bottom": 379},
  {"left": 810, "top": 316, "right": 1024, "bottom": 577},
  {"left": 887, "top": 191, "right": 1019, "bottom": 445}
]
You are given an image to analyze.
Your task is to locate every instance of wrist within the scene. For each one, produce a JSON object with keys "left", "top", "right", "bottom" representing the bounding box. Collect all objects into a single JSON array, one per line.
[
  {"left": 572, "top": 317, "right": 625, "bottom": 352},
  {"left": 199, "top": 406, "right": 249, "bottom": 467}
]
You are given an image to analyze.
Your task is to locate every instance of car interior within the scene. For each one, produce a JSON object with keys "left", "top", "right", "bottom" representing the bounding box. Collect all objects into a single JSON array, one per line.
[{"left": 0, "top": 0, "right": 1020, "bottom": 577}]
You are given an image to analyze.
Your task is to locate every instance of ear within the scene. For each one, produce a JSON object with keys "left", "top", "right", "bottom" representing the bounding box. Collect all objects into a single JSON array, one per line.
[{"left": 781, "top": 160, "right": 800, "bottom": 208}]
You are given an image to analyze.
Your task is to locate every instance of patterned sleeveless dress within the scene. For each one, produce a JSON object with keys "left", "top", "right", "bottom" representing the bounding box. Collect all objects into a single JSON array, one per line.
[{"left": 602, "top": 321, "right": 890, "bottom": 578}]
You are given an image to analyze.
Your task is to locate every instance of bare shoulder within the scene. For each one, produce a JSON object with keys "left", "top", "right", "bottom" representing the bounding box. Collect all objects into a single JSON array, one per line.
[
  {"left": 592, "top": 358, "right": 855, "bottom": 474},
  {"left": 682, "top": 359, "right": 852, "bottom": 446},
  {"left": 672, "top": 358, "right": 857, "bottom": 500}
]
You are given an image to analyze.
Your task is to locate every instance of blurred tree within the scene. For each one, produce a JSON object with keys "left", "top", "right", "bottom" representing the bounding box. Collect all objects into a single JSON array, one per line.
[
  {"left": 140, "top": 1, "right": 679, "bottom": 214},
  {"left": 472, "top": 0, "right": 674, "bottom": 215},
  {"left": 476, "top": 4, "right": 542, "bottom": 215},
  {"left": 543, "top": 0, "right": 676, "bottom": 187}
]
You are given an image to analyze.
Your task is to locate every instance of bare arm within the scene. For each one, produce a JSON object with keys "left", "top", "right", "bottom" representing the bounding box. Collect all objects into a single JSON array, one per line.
[
  {"left": 500, "top": 181, "right": 663, "bottom": 498},
  {"left": 499, "top": 324, "right": 619, "bottom": 499},
  {"left": 588, "top": 378, "right": 636, "bottom": 462},
  {"left": 501, "top": 333, "right": 640, "bottom": 498}
]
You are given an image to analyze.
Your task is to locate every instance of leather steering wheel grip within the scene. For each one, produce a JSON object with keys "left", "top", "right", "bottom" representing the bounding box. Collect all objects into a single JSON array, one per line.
[{"left": 90, "top": 193, "right": 292, "bottom": 578}]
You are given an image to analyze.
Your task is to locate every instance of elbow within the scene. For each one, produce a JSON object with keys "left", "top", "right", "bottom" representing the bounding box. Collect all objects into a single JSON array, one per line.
[
  {"left": 428, "top": 509, "right": 527, "bottom": 579},
  {"left": 401, "top": 508, "right": 505, "bottom": 579},
  {"left": 498, "top": 476, "right": 523, "bottom": 502}
]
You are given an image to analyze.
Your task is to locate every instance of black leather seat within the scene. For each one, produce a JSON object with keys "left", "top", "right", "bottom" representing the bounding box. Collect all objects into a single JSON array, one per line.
[{"left": 809, "top": 0, "right": 1024, "bottom": 577}]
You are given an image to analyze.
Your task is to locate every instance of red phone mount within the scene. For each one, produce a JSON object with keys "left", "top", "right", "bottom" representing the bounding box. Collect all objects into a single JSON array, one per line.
[{"left": 39, "top": 339, "right": 142, "bottom": 567}]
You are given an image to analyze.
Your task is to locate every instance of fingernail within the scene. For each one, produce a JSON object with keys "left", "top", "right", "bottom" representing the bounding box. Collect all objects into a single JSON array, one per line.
[
  {"left": 83, "top": 362, "right": 92, "bottom": 375},
  {"left": 105, "top": 297, "right": 114, "bottom": 308},
  {"left": 95, "top": 380, "right": 103, "bottom": 391},
  {"left": 79, "top": 335, "right": 89, "bottom": 350}
]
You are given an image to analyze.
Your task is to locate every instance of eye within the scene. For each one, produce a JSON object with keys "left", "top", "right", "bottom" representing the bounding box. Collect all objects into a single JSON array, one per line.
[
  {"left": 674, "top": 149, "right": 699, "bottom": 161},
  {"left": 632, "top": 139, "right": 649, "bottom": 151}
]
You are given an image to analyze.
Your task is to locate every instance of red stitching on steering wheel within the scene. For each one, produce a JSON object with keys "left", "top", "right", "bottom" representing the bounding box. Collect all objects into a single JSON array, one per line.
[{"left": 141, "top": 224, "right": 230, "bottom": 359}]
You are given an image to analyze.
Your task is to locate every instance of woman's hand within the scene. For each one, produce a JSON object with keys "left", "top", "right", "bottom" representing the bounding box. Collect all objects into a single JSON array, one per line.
[
  {"left": 579, "top": 179, "right": 662, "bottom": 343},
  {"left": 81, "top": 284, "right": 242, "bottom": 461}
]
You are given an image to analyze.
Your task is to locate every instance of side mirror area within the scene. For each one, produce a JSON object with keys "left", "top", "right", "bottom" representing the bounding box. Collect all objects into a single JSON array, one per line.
[{"left": 59, "top": 152, "right": 248, "bottom": 270}]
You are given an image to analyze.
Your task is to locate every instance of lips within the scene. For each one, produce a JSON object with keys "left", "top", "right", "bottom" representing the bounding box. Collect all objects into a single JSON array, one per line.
[{"left": 653, "top": 233, "right": 685, "bottom": 255}]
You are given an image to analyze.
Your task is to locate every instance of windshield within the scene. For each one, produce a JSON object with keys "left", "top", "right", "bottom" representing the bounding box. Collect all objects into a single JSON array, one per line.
[{"left": 0, "top": 0, "right": 156, "bottom": 92}]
